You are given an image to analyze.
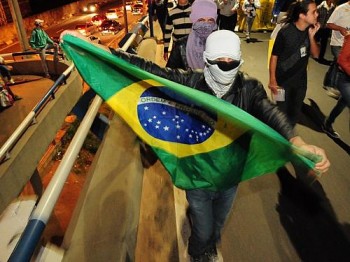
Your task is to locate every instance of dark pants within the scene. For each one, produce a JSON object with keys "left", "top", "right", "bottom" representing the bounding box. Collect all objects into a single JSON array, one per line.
[
  {"left": 245, "top": 16, "right": 255, "bottom": 36},
  {"left": 186, "top": 186, "right": 237, "bottom": 257},
  {"left": 218, "top": 13, "right": 237, "bottom": 32},
  {"left": 315, "top": 28, "right": 331, "bottom": 60},
  {"left": 38, "top": 43, "right": 58, "bottom": 75},
  {"left": 0, "top": 65, "right": 11, "bottom": 80},
  {"left": 327, "top": 71, "right": 350, "bottom": 124},
  {"left": 156, "top": 12, "right": 167, "bottom": 36},
  {"left": 331, "top": 45, "right": 341, "bottom": 60},
  {"left": 277, "top": 78, "right": 307, "bottom": 126}
]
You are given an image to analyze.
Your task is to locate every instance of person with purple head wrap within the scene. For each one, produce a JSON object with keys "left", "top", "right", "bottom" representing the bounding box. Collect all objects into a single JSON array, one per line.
[{"left": 166, "top": 0, "right": 218, "bottom": 70}]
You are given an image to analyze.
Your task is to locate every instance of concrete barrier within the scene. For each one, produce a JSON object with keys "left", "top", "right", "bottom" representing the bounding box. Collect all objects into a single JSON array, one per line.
[{"left": 0, "top": 62, "right": 83, "bottom": 213}]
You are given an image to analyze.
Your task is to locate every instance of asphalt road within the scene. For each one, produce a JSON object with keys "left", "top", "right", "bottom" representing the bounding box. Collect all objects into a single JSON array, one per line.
[{"left": 0, "top": 5, "right": 142, "bottom": 54}]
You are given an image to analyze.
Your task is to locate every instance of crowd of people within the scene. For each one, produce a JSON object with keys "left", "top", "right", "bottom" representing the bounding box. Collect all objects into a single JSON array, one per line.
[{"left": 156, "top": 0, "right": 349, "bottom": 139}]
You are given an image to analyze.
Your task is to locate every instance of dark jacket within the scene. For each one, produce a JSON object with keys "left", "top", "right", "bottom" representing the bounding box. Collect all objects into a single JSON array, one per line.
[
  {"left": 111, "top": 49, "right": 296, "bottom": 140},
  {"left": 166, "top": 35, "right": 189, "bottom": 70}
]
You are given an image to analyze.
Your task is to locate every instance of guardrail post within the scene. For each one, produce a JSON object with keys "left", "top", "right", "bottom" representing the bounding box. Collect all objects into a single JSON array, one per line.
[{"left": 148, "top": 0, "right": 154, "bottom": 37}]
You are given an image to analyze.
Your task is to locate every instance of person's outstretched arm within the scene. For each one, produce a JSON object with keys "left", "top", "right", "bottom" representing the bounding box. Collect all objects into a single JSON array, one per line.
[{"left": 289, "top": 136, "right": 330, "bottom": 174}]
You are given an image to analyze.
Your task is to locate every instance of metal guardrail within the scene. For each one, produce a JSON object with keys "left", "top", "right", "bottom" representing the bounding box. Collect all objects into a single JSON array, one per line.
[
  {"left": 11, "top": 50, "right": 65, "bottom": 61},
  {"left": 0, "top": 49, "right": 64, "bottom": 61},
  {"left": 0, "top": 62, "right": 74, "bottom": 163},
  {"left": 8, "top": 15, "right": 149, "bottom": 262}
]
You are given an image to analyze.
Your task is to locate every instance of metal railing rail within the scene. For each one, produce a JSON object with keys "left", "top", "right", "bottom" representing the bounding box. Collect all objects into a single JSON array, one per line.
[
  {"left": 11, "top": 50, "right": 65, "bottom": 61},
  {"left": 1, "top": 49, "right": 64, "bottom": 61},
  {"left": 9, "top": 16, "right": 150, "bottom": 262},
  {"left": 0, "top": 52, "right": 13, "bottom": 59},
  {"left": 0, "top": 63, "right": 75, "bottom": 163}
]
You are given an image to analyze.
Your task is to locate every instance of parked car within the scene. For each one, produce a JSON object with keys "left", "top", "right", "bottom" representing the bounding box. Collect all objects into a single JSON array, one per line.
[
  {"left": 91, "top": 14, "right": 107, "bottom": 26},
  {"left": 125, "top": 5, "right": 132, "bottom": 11},
  {"left": 116, "top": 8, "right": 124, "bottom": 17},
  {"left": 82, "top": 2, "right": 100, "bottom": 13},
  {"left": 132, "top": 3, "right": 143, "bottom": 15},
  {"left": 99, "top": 20, "right": 123, "bottom": 35},
  {"left": 124, "top": 1, "right": 133, "bottom": 11},
  {"left": 75, "top": 22, "right": 98, "bottom": 36},
  {"left": 106, "top": 9, "right": 118, "bottom": 20}
]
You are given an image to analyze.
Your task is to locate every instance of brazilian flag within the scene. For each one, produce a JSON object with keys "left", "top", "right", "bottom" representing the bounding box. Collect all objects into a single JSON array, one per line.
[{"left": 61, "top": 34, "right": 318, "bottom": 191}]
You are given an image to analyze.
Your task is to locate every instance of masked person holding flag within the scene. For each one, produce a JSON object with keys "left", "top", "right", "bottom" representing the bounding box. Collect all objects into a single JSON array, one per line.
[
  {"left": 61, "top": 28, "right": 330, "bottom": 261},
  {"left": 108, "top": 30, "right": 330, "bottom": 261}
]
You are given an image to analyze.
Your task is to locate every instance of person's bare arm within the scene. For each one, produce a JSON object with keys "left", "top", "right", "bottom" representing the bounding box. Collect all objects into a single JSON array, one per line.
[
  {"left": 268, "top": 55, "right": 279, "bottom": 95},
  {"left": 326, "top": 23, "right": 349, "bottom": 36},
  {"left": 289, "top": 136, "right": 330, "bottom": 174},
  {"left": 309, "top": 23, "right": 320, "bottom": 58}
]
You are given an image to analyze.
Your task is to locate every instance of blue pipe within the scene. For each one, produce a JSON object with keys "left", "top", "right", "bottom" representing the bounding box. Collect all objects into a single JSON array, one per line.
[{"left": 8, "top": 219, "right": 46, "bottom": 262}]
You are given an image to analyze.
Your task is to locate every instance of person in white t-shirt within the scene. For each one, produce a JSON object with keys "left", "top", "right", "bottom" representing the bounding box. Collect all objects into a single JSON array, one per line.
[
  {"left": 216, "top": 0, "right": 240, "bottom": 31},
  {"left": 326, "top": 1, "right": 350, "bottom": 59}
]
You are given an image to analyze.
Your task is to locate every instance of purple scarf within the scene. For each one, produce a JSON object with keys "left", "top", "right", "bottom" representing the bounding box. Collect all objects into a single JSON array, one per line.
[{"left": 186, "top": 22, "right": 217, "bottom": 70}]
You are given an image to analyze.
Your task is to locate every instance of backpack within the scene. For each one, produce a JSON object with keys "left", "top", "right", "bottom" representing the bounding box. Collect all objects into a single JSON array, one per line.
[{"left": 0, "top": 86, "right": 14, "bottom": 108}]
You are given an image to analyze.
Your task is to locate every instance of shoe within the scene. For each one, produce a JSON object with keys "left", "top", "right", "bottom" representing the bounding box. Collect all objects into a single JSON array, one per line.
[
  {"left": 318, "top": 58, "right": 332, "bottom": 66},
  {"left": 14, "top": 95, "right": 22, "bottom": 101},
  {"left": 45, "top": 74, "right": 51, "bottom": 79},
  {"left": 322, "top": 120, "right": 340, "bottom": 139},
  {"left": 323, "top": 86, "right": 340, "bottom": 99},
  {"left": 205, "top": 247, "right": 219, "bottom": 262},
  {"left": 6, "top": 78, "right": 15, "bottom": 84},
  {"left": 190, "top": 254, "right": 206, "bottom": 262}
]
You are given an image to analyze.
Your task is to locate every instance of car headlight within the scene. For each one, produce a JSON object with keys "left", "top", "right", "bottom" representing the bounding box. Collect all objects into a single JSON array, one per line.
[
  {"left": 83, "top": 7, "right": 88, "bottom": 12},
  {"left": 89, "top": 6, "right": 97, "bottom": 12}
]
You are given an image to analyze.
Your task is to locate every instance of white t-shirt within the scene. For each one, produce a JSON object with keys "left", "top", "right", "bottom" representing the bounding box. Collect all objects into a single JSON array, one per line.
[
  {"left": 216, "top": 0, "right": 239, "bottom": 17},
  {"left": 327, "top": 2, "right": 350, "bottom": 47}
]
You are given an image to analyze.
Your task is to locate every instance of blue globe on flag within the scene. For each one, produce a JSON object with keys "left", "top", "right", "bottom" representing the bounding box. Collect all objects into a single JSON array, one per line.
[{"left": 137, "top": 87, "right": 216, "bottom": 144}]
